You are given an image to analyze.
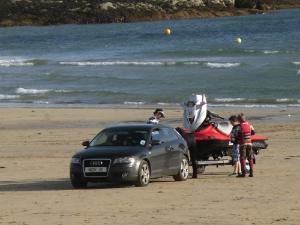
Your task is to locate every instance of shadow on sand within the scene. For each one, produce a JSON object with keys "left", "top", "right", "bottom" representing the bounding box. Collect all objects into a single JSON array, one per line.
[
  {"left": 0, "top": 172, "right": 231, "bottom": 192},
  {"left": 0, "top": 179, "right": 134, "bottom": 192}
]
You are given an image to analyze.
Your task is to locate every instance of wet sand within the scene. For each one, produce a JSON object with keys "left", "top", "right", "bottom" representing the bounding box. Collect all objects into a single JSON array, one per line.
[{"left": 0, "top": 107, "right": 300, "bottom": 225}]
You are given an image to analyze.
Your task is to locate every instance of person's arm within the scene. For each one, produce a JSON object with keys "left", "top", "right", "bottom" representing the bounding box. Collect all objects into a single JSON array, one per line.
[
  {"left": 250, "top": 125, "right": 255, "bottom": 135},
  {"left": 231, "top": 126, "right": 240, "bottom": 143},
  {"left": 147, "top": 117, "right": 158, "bottom": 124}
]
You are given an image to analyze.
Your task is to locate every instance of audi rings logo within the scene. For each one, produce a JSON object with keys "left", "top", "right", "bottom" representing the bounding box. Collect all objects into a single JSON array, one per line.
[{"left": 91, "top": 161, "right": 103, "bottom": 166}]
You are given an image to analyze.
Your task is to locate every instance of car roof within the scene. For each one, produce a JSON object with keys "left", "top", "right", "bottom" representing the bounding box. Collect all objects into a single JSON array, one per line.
[{"left": 104, "top": 123, "right": 172, "bottom": 130}]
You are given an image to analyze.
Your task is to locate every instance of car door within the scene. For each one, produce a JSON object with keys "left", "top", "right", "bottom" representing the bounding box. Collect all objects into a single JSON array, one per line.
[
  {"left": 148, "top": 129, "right": 169, "bottom": 177},
  {"left": 161, "top": 128, "right": 184, "bottom": 174}
]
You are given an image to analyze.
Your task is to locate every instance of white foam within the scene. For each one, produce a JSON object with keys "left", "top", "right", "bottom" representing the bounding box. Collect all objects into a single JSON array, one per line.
[
  {"left": 214, "top": 98, "right": 246, "bottom": 102},
  {"left": 157, "top": 102, "right": 175, "bottom": 106},
  {"left": 263, "top": 50, "right": 279, "bottom": 54},
  {"left": 33, "top": 101, "right": 50, "bottom": 104},
  {"left": 54, "top": 89, "right": 71, "bottom": 93},
  {"left": 60, "top": 60, "right": 214, "bottom": 66},
  {"left": 292, "top": 62, "right": 300, "bottom": 65},
  {"left": 210, "top": 104, "right": 279, "bottom": 108},
  {"left": 16, "top": 88, "right": 50, "bottom": 94},
  {"left": 0, "top": 59, "right": 34, "bottom": 67},
  {"left": 297, "top": 69, "right": 300, "bottom": 75},
  {"left": 205, "top": 62, "right": 240, "bottom": 68},
  {"left": 276, "top": 98, "right": 292, "bottom": 103},
  {"left": 183, "top": 61, "right": 202, "bottom": 65},
  {"left": 0, "top": 94, "right": 20, "bottom": 100},
  {"left": 123, "top": 101, "right": 145, "bottom": 105},
  {"left": 60, "top": 61, "right": 166, "bottom": 66}
]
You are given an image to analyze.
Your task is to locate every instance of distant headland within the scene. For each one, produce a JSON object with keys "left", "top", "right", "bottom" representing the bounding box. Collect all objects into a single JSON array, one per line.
[{"left": 1, "top": 0, "right": 300, "bottom": 27}]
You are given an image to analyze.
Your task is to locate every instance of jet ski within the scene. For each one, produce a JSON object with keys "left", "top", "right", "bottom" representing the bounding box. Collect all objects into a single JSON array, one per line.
[{"left": 176, "top": 94, "right": 268, "bottom": 175}]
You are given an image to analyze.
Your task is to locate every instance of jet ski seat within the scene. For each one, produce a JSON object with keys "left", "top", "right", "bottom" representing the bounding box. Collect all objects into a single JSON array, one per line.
[{"left": 215, "top": 121, "right": 233, "bottom": 135}]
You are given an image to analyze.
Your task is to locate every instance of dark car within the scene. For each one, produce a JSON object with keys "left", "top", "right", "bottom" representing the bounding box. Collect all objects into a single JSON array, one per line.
[{"left": 70, "top": 124, "right": 189, "bottom": 188}]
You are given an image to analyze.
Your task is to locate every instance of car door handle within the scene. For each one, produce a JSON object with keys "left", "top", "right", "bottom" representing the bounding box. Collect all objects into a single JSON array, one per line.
[{"left": 165, "top": 146, "right": 174, "bottom": 152}]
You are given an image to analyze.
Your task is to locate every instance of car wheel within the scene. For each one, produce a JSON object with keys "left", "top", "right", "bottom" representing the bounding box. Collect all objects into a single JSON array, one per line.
[
  {"left": 70, "top": 174, "right": 87, "bottom": 189},
  {"left": 135, "top": 160, "right": 150, "bottom": 187},
  {"left": 173, "top": 156, "right": 189, "bottom": 181}
]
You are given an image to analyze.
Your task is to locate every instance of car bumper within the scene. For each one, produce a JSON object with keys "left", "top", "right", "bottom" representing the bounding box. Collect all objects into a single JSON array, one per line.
[{"left": 70, "top": 163, "right": 139, "bottom": 182}]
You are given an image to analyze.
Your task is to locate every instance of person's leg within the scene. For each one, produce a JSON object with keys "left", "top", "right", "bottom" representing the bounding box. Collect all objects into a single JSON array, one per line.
[
  {"left": 237, "top": 160, "right": 241, "bottom": 174},
  {"left": 238, "top": 145, "right": 246, "bottom": 177},
  {"left": 247, "top": 145, "right": 254, "bottom": 177},
  {"left": 230, "top": 160, "right": 237, "bottom": 175},
  {"left": 231, "top": 145, "right": 238, "bottom": 175},
  {"left": 236, "top": 144, "right": 241, "bottom": 174},
  {"left": 233, "top": 161, "right": 238, "bottom": 174}
]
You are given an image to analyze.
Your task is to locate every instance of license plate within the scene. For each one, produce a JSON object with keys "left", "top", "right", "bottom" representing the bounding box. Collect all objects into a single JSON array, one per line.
[{"left": 85, "top": 167, "right": 107, "bottom": 173}]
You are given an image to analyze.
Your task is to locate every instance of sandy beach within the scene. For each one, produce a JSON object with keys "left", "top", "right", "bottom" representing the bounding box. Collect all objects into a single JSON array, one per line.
[{"left": 0, "top": 107, "right": 300, "bottom": 225}]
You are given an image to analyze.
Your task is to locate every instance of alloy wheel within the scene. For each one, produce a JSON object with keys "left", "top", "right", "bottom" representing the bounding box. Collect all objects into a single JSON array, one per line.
[{"left": 180, "top": 158, "right": 189, "bottom": 179}]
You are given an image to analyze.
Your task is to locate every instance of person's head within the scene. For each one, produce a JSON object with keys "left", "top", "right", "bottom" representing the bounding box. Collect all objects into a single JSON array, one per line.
[
  {"left": 229, "top": 115, "right": 239, "bottom": 126},
  {"left": 153, "top": 108, "right": 165, "bottom": 120},
  {"left": 237, "top": 113, "right": 246, "bottom": 122}
]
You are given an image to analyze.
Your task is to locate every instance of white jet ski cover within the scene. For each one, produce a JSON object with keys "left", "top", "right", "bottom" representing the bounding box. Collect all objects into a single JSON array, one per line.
[{"left": 183, "top": 94, "right": 207, "bottom": 131}]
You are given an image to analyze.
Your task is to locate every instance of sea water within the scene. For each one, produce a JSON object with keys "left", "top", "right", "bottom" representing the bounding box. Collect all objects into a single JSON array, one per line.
[{"left": 0, "top": 9, "right": 300, "bottom": 107}]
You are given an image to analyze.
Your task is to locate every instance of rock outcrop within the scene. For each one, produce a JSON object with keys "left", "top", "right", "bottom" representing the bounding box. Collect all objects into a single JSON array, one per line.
[{"left": 0, "top": 0, "right": 300, "bottom": 26}]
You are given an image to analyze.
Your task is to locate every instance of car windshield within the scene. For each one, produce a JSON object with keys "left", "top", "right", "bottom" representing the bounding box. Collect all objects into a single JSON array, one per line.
[{"left": 90, "top": 128, "right": 149, "bottom": 147}]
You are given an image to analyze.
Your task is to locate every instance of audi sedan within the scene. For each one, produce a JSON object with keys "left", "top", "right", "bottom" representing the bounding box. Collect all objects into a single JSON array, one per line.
[{"left": 70, "top": 124, "right": 189, "bottom": 188}]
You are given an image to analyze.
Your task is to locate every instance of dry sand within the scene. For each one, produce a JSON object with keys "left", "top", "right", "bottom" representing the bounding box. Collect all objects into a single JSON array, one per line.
[{"left": 0, "top": 107, "right": 300, "bottom": 225}]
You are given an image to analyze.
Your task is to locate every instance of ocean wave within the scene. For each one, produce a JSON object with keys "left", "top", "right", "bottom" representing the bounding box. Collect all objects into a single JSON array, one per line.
[
  {"left": 59, "top": 60, "right": 243, "bottom": 68},
  {"left": 0, "top": 58, "right": 47, "bottom": 67},
  {"left": 0, "top": 59, "right": 34, "bottom": 67},
  {"left": 16, "top": 88, "right": 50, "bottom": 94},
  {"left": 205, "top": 62, "right": 241, "bottom": 68},
  {"left": 59, "top": 60, "right": 236, "bottom": 67},
  {"left": 123, "top": 101, "right": 145, "bottom": 105},
  {"left": 15, "top": 87, "right": 70, "bottom": 95},
  {"left": 183, "top": 61, "right": 202, "bottom": 65},
  {"left": 210, "top": 104, "right": 280, "bottom": 108},
  {"left": 157, "top": 102, "right": 180, "bottom": 106},
  {"left": 276, "top": 98, "right": 294, "bottom": 103},
  {"left": 263, "top": 50, "right": 279, "bottom": 54},
  {"left": 60, "top": 61, "right": 167, "bottom": 66},
  {"left": 297, "top": 69, "right": 300, "bottom": 75},
  {"left": 0, "top": 94, "right": 20, "bottom": 100},
  {"left": 292, "top": 62, "right": 300, "bottom": 65},
  {"left": 214, "top": 98, "right": 246, "bottom": 102},
  {"left": 211, "top": 98, "right": 300, "bottom": 104},
  {"left": 33, "top": 101, "right": 50, "bottom": 104}
]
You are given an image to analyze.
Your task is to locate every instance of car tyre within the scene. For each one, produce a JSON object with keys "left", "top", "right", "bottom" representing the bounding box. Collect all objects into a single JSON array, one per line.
[
  {"left": 135, "top": 160, "right": 150, "bottom": 187},
  {"left": 70, "top": 175, "right": 88, "bottom": 189},
  {"left": 173, "top": 156, "right": 189, "bottom": 181}
]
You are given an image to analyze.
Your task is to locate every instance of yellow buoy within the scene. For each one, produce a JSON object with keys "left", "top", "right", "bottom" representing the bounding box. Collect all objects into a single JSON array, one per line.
[
  {"left": 235, "top": 37, "right": 242, "bottom": 44},
  {"left": 164, "top": 28, "right": 172, "bottom": 36}
]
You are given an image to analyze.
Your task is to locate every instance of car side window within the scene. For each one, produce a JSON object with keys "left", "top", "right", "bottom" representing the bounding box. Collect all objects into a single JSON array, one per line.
[{"left": 151, "top": 129, "right": 161, "bottom": 142}]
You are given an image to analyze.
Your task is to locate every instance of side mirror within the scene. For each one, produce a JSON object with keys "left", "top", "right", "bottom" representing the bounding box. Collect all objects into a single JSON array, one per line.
[
  {"left": 151, "top": 140, "right": 161, "bottom": 146},
  {"left": 82, "top": 140, "right": 90, "bottom": 147}
]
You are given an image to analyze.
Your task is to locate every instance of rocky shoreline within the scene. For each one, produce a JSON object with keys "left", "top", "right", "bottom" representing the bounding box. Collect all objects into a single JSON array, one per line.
[{"left": 0, "top": 0, "right": 300, "bottom": 27}]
